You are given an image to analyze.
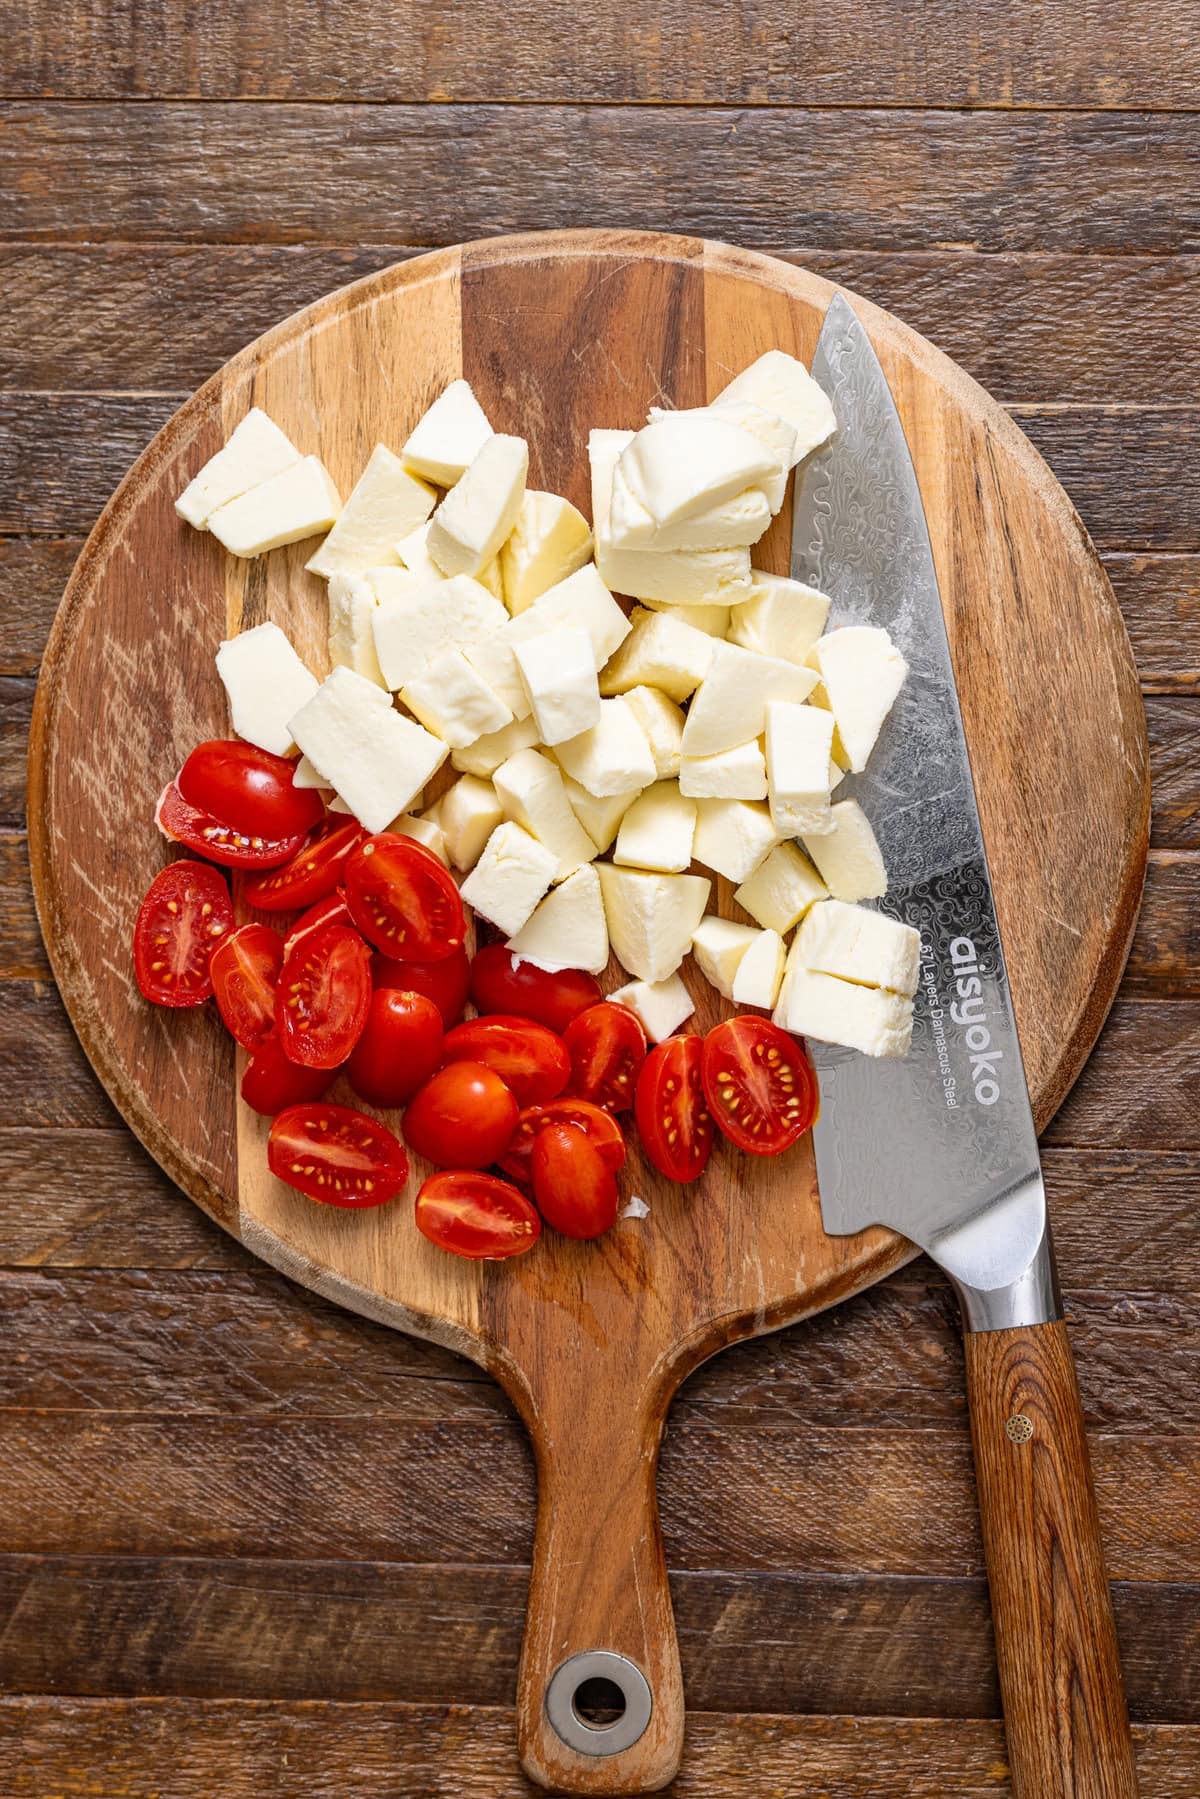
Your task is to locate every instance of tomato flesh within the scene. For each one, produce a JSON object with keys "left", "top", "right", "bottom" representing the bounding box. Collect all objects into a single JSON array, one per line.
[
  {"left": 345, "top": 833, "right": 465, "bottom": 961},
  {"left": 469, "top": 945, "right": 602, "bottom": 1034},
  {"left": 531, "top": 1122, "right": 620, "bottom": 1240},
  {"left": 441, "top": 1014, "right": 570, "bottom": 1107},
  {"left": 275, "top": 922, "right": 373, "bottom": 1068},
  {"left": 134, "top": 860, "right": 234, "bottom": 1007},
  {"left": 284, "top": 891, "right": 352, "bottom": 954},
  {"left": 241, "top": 1034, "right": 335, "bottom": 1116},
  {"left": 634, "top": 1035, "right": 714, "bottom": 1184},
  {"left": 346, "top": 989, "right": 445, "bottom": 1109},
  {"left": 209, "top": 922, "right": 284, "bottom": 1048},
  {"left": 178, "top": 740, "right": 324, "bottom": 839},
  {"left": 268, "top": 1102, "right": 409, "bottom": 1207},
  {"left": 156, "top": 781, "right": 305, "bottom": 869},
  {"left": 416, "top": 1171, "right": 541, "bottom": 1260},
  {"left": 242, "top": 818, "right": 366, "bottom": 911},
  {"left": 701, "top": 1017, "right": 818, "bottom": 1155},
  {"left": 562, "top": 1002, "right": 647, "bottom": 1113},
  {"left": 373, "top": 943, "right": 470, "bottom": 1028},
  {"left": 403, "top": 1061, "right": 519, "bottom": 1169},
  {"left": 498, "top": 1098, "right": 626, "bottom": 1185}
]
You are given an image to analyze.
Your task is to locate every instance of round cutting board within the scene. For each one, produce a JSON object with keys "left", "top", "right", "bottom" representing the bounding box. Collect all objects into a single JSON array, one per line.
[{"left": 28, "top": 231, "right": 1149, "bottom": 1796}]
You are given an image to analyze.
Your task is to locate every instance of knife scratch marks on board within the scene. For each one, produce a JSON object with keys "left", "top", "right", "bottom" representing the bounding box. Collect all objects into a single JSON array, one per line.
[{"left": 1035, "top": 904, "right": 1083, "bottom": 940}]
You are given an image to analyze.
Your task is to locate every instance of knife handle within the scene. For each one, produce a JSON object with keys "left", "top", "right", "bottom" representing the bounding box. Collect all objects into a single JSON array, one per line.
[{"left": 963, "top": 1317, "right": 1138, "bottom": 1798}]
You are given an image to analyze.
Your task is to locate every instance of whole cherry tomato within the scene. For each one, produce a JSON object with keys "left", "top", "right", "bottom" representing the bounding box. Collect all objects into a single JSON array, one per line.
[
  {"left": 178, "top": 740, "right": 324, "bottom": 839},
  {"left": 241, "top": 1034, "right": 335, "bottom": 1116},
  {"left": 346, "top": 989, "right": 445, "bottom": 1109},
  {"left": 469, "top": 945, "right": 602, "bottom": 1034},
  {"left": 403, "top": 1062, "right": 519, "bottom": 1169},
  {"left": 373, "top": 942, "right": 470, "bottom": 1028},
  {"left": 530, "top": 1122, "right": 620, "bottom": 1240}
]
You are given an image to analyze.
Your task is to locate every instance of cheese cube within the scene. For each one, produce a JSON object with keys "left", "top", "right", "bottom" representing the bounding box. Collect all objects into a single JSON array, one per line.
[
  {"left": 563, "top": 777, "right": 640, "bottom": 853},
  {"left": 803, "top": 800, "right": 887, "bottom": 902},
  {"left": 328, "top": 574, "right": 386, "bottom": 688},
  {"left": 597, "top": 867, "right": 711, "bottom": 983},
  {"left": 693, "top": 798, "right": 779, "bottom": 883},
  {"left": 395, "top": 520, "right": 447, "bottom": 585},
  {"left": 599, "top": 607, "right": 715, "bottom": 702},
  {"left": 306, "top": 445, "right": 435, "bottom": 579},
  {"left": 669, "top": 604, "right": 729, "bottom": 637},
  {"left": 514, "top": 626, "right": 601, "bottom": 745},
  {"left": 461, "top": 821, "right": 557, "bottom": 936},
  {"left": 208, "top": 456, "right": 341, "bottom": 558},
  {"left": 622, "top": 686, "right": 684, "bottom": 779},
  {"left": 450, "top": 714, "right": 539, "bottom": 778},
  {"left": 370, "top": 571, "right": 508, "bottom": 692},
  {"left": 437, "top": 775, "right": 504, "bottom": 872},
  {"left": 401, "top": 647, "right": 513, "bottom": 749},
  {"left": 793, "top": 900, "right": 921, "bottom": 997},
  {"left": 728, "top": 573, "right": 831, "bottom": 666},
  {"left": 614, "top": 782, "right": 697, "bottom": 874},
  {"left": 716, "top": 350, "right": 837, "bottom": 464},
  {"left": 427, "top": 433, "right": 528, "bottom": 578},
  {"left": 216, "top": 622, "right": 318, "bottom": 756},
  {"left": 401, "top": 379, "right": 493, "bottom": 487},
  {"left": 493, "top": 748, "right": 597, "bottom": 881},
  {"left": 774, "top": 966, "right": 912, "bottom": 1058},
  {"left": 555, "top": 698, "right": 657, "bottom": 797},
  {"left": 507, "top": 864, "right": 609, "bottom": 975},
  {"left": 467, "top": 563, "right": 632, "bottom": 719},
  {"left": 679, "top": 739, "right": 767, "bottom": 801},
  {"left": 611, "top": 974, "right": 694, "bottom": 1042},
  {"left": 289, "top": 666, "right": 448, "bottom": 832},
  {"left": 608, "top": 466, "right": 772, "bottom": 552},
  {"left": 500, "top": 490, "right": 593, "bottom": 614},
  {"left": 681, "top": 643, "right": 818, "bottom": 757},
  {"left": 731, "top": 929, "right": 786, "bottom": 1009},
  {"left": 734, "top": 841, "right": 828, "bottom": 933},
  {"left": 707, "top": 399, "right": 800, "bottom": 512},
  {"left": 765, "top": 701, "right": 835, "bottom": 836},
  {"left": 176, "top": 408, "right": 301, "bottom": 529},
  {"left": 691, "top": 916, "right": 759, "bottom": 998},
  {"left": 807, "top": 626, "right": 908, "bottom": 772},
  {"left": 390, "top": 812, "right": 449, "bottom": 864},
  {"left": 619, "top": 415, "right": 777, "bottom": 526},
  {"left": 292, "top": 754, "right": 330, "bottom": 791},
  {"left": 589, "top": 429, "right": 755, "bottom": 606}
]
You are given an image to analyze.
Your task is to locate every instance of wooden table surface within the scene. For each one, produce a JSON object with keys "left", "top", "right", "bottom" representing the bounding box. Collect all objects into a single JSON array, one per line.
[{"left": 3, "top": 8, "right": 1199, "bottom": 1795}]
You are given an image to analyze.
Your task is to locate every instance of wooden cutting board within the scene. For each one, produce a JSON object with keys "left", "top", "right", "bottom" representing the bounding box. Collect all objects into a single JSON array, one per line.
[{"left": 27, "top": 230, "right": 1149, "bottom": 1795}]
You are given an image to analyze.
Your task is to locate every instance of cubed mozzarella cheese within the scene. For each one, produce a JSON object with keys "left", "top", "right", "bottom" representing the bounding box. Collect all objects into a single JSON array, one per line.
[
  {"left": 728, "top": 572, "right": 831, "bottom": 665},
  {"left": 611, "top": 973, "right": 695, "bottom": 1042},
  {"left": 500, "top": 490, "right": 593, "bottom": 614},
  {"left": 437, "top": 774, "right": 504, "bottom": 872},
  {"left": 450, "top": 713, "right": 540, "bottom": 777},
  {"left": 690, "top": 916, "right": 759, "bottom": 998},
  {"left": 803, "top": 800, "right": 887, "bottom": 901},
  {"left": 668, "top": 603, "right": 729, "bottom": 637},
  {"left": 622, "top": 686, "right": 684, "bottom": 779},
  {"left": 679, "top": 739, "right": 767, "bottom": 801},
  {"left": 692, "top": 797, "right": 780, "bottom": 882},
  {"left": 715, "top": 350, "right": 837, "bottom": 464},
  {"left": 492, "top": 747, "right": 597, "bottom": 881},
  {"left": 215, "top": 622, "right": 319, "bottom": 756},
  {"left": 597, "top": 867, "right": 710, "bottom": 983},
  {"left": 731, "top": 928, "right": 787, "bottom": 1009},
  {"left": 588, "top": 429, "right": 755, "bottom": 606},
  {"left": 765, "top": 701, "right": 835, "bottom": 835},
  {"left": 305, "top": 445, "right": 435, "bottom": 579},
  {"left": 618, "top": 414, "right": 777, "bottom": 526},
  {"left": 681, "top": 642, "right": 818, "bottom": 757},
  {"left": 733, "top": 841, "right": 828, "bottom": 933},
  {"left": 401, "top": 379, "right": 493, "bottom": 486},
  {"left": 599, "top": 607, "right": 714, "bottom": 701},
  {"left": 390, "top": 812, "right": 449, "bottom": 864},
  {"left": 774, "top": 965, "right": 912, "bottom": 1058},
  {"left": 614, "top": 782, "right": 697, "bottom": 874},
  {"left": 806, "top": 626, "right": 908, "bottom": 772},
  {"left": 608, "top": 465, "right": 772, "bottom": 551},
  {"left": 507, "top": 864, "right": 609, "bottom": 975},
  {"left": 370, "top": 571, "right": 508, "bottom": 691},
  {"left": 793, "top": 899, "right": 921, "bottom": 996},
  {"left": 555, "top": 698, "right": 657, "bottom": 797},
  {"left": 460, "top": 820, "right": 557, "bottom": 936},
  {"left": 562, "top": 776, "right": 640, "bottom": 853},
  {"left": 401, "top": 646, "right": 513, "bottom": 749},
  {"left": 707, "top": 399, "right": 800, "bottom": 512},
  {"left": 427, "top": 433, "right": 528, "bottom": 577},
  {"left": 514, "top": 625, "right": 601, "bottom": 745},
  {"left": 207, "top": 456, "right": 341, "bottom": 558},
  {"left": 176, "top": 408, "right": 301, "bottom": 529},
  {"left": 467, "top": 563, "right": 632, "bottom": 719},
  {"left": 328, "top": 574, "right": 387, "bottom": 688},
  {"left": 292, "top": 754, "right": 331, "bottom": 791},
  {"left": 288, "top": 666, "right": 447, "bottom": 832},
  {"left": 394, "top": 520, "right": 447, "bottom": 585}
]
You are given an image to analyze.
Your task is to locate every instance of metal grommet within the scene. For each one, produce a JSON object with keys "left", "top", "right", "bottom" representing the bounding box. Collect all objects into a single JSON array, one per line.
[
  {"left": 544, "top": 1650, "right": 653, "bottom": 1757},
  {"left": 1005, "top": 1413, "right": 1034, "bottom": 1444}
]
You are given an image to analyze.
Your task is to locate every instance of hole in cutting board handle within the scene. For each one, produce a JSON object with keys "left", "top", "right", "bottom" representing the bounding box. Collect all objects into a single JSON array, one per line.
[{"left": 545, "top": 1651, "right": 653, "bottom": 1757}]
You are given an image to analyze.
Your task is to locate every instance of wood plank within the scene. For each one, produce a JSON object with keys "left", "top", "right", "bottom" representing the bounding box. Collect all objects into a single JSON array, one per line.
[
  {"left": 0, "top": 982, "right": 127, "bottom": 1127},
  {"left": 0, "top": 536, "right": 77, "bottom": 674},
  {"left": 0, "top": 832, "right": 46, "bottom": 976},
  {"left": 1, "top": 676, "right": 34, "bottom": 821},
  {"left": 1148, "top": 697, "right": 1200, "bottom": 846}
]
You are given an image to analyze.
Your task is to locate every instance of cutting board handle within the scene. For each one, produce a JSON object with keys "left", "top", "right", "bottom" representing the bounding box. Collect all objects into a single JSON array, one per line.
[{"left": 964, "top": 1318, "right": 1138, "bottom": 1798}]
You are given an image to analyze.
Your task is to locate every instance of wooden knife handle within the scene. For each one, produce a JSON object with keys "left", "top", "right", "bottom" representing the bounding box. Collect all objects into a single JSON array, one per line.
[{"left": 964, "top": 1318, "right": 1138, "bottom": 1798}]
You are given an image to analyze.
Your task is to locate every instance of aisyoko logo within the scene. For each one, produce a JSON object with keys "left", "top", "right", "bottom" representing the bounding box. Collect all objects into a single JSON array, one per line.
[{"left": 948, "top": 936, "right": 1002, "bottom": 1107}]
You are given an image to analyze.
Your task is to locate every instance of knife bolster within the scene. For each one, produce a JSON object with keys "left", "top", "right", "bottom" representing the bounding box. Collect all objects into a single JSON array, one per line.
[{"left": 950, "top": 1227, "right": 1062, "bottom": 1333}]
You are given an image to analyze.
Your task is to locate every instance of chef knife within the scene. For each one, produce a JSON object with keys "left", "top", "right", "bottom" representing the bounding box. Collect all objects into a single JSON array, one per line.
[{"left": 793, "top": 294, "right": 1138, "bottom": 1799}]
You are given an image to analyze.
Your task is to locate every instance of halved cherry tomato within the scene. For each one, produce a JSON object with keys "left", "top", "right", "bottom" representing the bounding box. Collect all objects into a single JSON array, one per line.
[
  {"left": 403, "top": 1061, "right": 519, "bottom": 1169},
  {"left": 156, "top": 781, "right": 305, "bottom": 869},
  {"left": 531, "top": 1122, "right": 620, "bottom": 1240},
  {"left": 346, "top": 989, "right": 444, "bottom": 1109},
  {"left": 133, "top": 860, "right": 233, "bottom": 1007},
  {"left": 284, "top": 891, "right": 352, "bottom": 953},
  {"left": 178, "top": 740, "right": 324, "bottom": 839},
  {"left": 441, "top": 1014, "right": 570, "bottom": 1107},
  {"left": 242, "top": 818, "right": 366, "bottom": 912},
  {"left": 275, "top": 922, "right": 373, "bottom": 1068},
  {"left": 241, "top": 1034, "right": 335, "bottom": 1116},
  {"left": 416, "top": 1170, "right": 541, "bottom": 1260},
  {"left": 268, "top": 1102, "right": 409, "bottom": 1208},
  {"left": 635, "top": 1035, "right": 714, "bottom": 1184},
  {"left": 498, "top": 1098, "right": 627, "bottom": 1185},
  {"left": 209, "top": 922, "right": 283, "bottom": 1048},
  {"left": 469, "top": 945, "right": 602, "bottom": 1034},
  {"left": 373, "top": 943, "right": 470, "bottom": 1027},
  {"left": 345, "top": 834, "right": 465, "bottom": 961},
  {"left": 562, "top": 1002, "right": 647, "bottom": 1113},
  {"left": 701, "top": 1017, "right": 818, "bottom": 1155}
]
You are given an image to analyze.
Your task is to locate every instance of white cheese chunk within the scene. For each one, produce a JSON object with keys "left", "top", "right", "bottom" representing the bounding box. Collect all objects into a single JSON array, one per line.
[
  {"left": 289, "top": 666, "right": 448, "bottom": 832},
  {"left": 614, "top": 782, "right": 697, "bottom": 874},
  {"left": 693, "top": 797, "right": 780, "bottom": 882},
  {"left": 807, "top": 626, "right": 908, "bottom": 772},
  {"left": 208, "top": 456, "right": 341, "bottom": 558},
  {"left": 679, "top": 739, "right": 767, "bottom": 801},
  {"left": 611, "top": 974, "right": 694, "bottom": 1042},
  {"left": 728, "top": 572, "right": 831, "bottom": 666},
  {"left": 437, "top": 774, "right": 504, "bottom": 872},
  {"left": 401, "top": 379, "right": 493, "bottom": 486},
  {"left": 292, "top": 754, "right": 330, "bottom": 791},
  {"left": 669, "top": 603, "right": 729, "bottom": 637},
  {"left": 597, "top": 867, "right": 711, "bottom": 984},
  {"left": 507, "top": 864, "right": 610, "bottom": 975},
  {"left": 774, "top": 965, "right": 912, "bottom": 1058},
  {"left": 691, "top": 916, "right": 759, "bottom": 998},
  {"left": 681, "top": 643, "right": 818, "bottom": 757},
  {"left": 765, "top": 701, "right": 835, "bottom": 836},
  {"left": 467, "top": 563, "right": 632, "bottom": 719},
  {"left": 450, "top": 713, "right": 539, "bottom": 778},
  {"left": 803, "top": 800, "right": 887, "bottom": 902},
  {"left": 216, "top": 622, "right": 319, "bottom": 756},
  {"left": 493, "top": 747, "right": 597, "bottom": 881},
  {"left": 599, "top": 607, "right": 715, "bottom": 701},
  {"left": 394, "top": 520, "right": 447, "bottom": 585},
  {"left": 562, "top": 776, "right": 640, "bottom": 853},
  {"left": 328, "top": 574, "right": 387, "bottom": 688},
  {"left": 401, "top": 646, "right": 513, "bottom": 749},
  {"left": 716, "top": 350, "right": 837, "bottom": 465},
  {"left": 460, "top": 820, "right": 557, "bottom": 937},
  {"left": 793, "top": 899, "right": 921, "bottom": 997},
  {"left": 427, "top": 433, "right": 528, "bottom": 578},
  {"left": 369, "top": 571, "right": 508, "bottom": 692},
  {"left": 589, "top": 429, "right": 754, "bottom": 606},
  {"left": 306, "top": 445, "right": 435, "bottom": 579},
  {"left": 622, "top": 686, "right": 685, "bottom": 779},
  {"left": 707, "top": 399, "right": 801, "bottom": 512},
  {"left": 608, "top": 466, "right": 772, "bottom": 551},
  {"left": 500, "top": 490, "right": 593, "bottom": 614},
  {"left": 731, "top": 928, "right": 786, "bottom": 1010},
  {"left": 807, "top": 683, "right": 851, "bottom": 771},
  {"left": 555, "top": 697, "right": 657, "bottom": 798},
  {"left": 176, "top": 408, "right": 301, "bottom": 530},
  {"left": 618, "top": 414, "right": 777, "bottom": 526},
  {"left": 514, "top": 625, "right": 601, "bottom": 745},
  {"left": 734, "top": 841, "right": 828, "bottom": 933},
  {"left": 390, "top": 812, "right": 449, "bottom": 864}
]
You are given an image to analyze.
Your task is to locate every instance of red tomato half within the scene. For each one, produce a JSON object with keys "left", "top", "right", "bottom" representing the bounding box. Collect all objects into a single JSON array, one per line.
[
  {"left": 275, "top": 922, "right": 373, "bottom": 1068},
  {"left": 345, "top": 834, "right": 465, "bottom": 962},
  {"left": 178, "top": 740, "right": 324, "bottom": 839},
  {"left": 284, "top": 891, "right": 352, "bottom": 954},
  {"left": 562, "top": 1002, "right": 647, "bottom": 1113},
  {"left": 241, "top": 1034, "right": 335, "bottom": 1116},
  {"left": 701, "top": 1017, "right": 818, "bottom": 1155},
  {"left": 209, "top": 922, "right": 283, "bottom": 1048},
  {"left": 441, "top": 1014, "right": 570, "bottom": 1107},
  {"left": 531, "top": 1122, "right": 620, "bottom": 1240},
  {"left": 498, "top": 1098, "right": 627, "bottom": 1185},
  {"left": 156, "top": 781, "right": 305, "bottom": 869},
  {"left": 469, "top": 945, "right": 602, "bottom": 1034},
  {"left": 133, "top": 860, "right": 233, "bottom": 1007},
  {"left": 416, "top": 1171, "right": 541, "bottom": 1261},
  {"left": 346, "top": 989, "right": 444, "bottom": 1109},
  {"left": 373, "top": 943, "right": 470, "bottom": 1028},
  {"left": 403, "top": 1062, "right": 519, "bottom": 1169},
  {"left": 242, "top": 818, "right": 366, "bottom": 912},
  {"left": 268, "top": 1102, "right": 409, "bottom": 1208},
  {"left": 634, "top": 1035, "right": 714, "bottom": 1184}
]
